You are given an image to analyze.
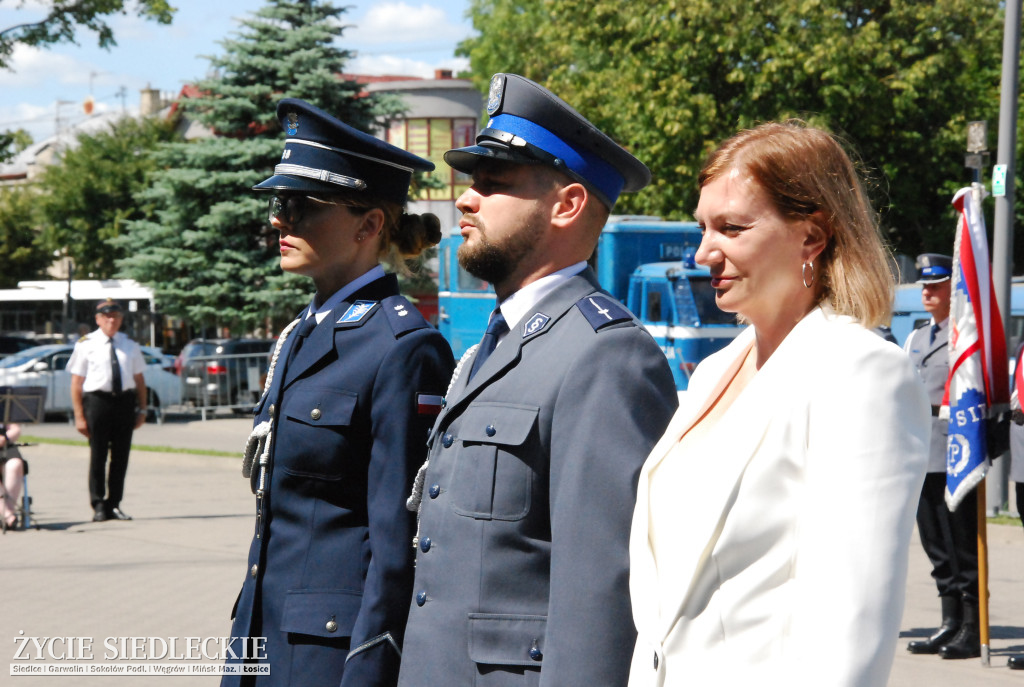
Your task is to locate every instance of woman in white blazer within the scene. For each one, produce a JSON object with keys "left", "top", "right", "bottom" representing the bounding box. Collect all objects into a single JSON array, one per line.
[{"left": 628, "top": 121, "right": 930, "bottom": 687}]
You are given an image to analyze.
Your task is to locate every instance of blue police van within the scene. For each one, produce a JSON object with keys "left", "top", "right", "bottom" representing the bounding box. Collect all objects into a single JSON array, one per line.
[{"left": 436, "top": 217, "right": 746, "bottom": 391}]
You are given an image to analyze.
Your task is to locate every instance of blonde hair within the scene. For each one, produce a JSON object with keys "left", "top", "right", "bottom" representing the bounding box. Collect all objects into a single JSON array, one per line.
[{"left": 698, "top": 120, "right": 893, "bottom": 327}]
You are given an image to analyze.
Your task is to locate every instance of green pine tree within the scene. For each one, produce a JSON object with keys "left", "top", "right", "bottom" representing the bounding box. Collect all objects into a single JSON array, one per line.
[{"left": 116, "top": 0, "right": 405, "bottom": 335}]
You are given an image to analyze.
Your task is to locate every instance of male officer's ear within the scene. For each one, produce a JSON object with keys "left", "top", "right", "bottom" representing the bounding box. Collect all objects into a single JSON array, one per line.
[{"left": 549, "top": 182, "right": 589, "bottom": 230}]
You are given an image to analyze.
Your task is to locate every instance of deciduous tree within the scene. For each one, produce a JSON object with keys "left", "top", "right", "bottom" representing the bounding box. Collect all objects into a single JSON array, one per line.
[{"left": 459, "top": 0, "right": 1004, "bottom": 260}]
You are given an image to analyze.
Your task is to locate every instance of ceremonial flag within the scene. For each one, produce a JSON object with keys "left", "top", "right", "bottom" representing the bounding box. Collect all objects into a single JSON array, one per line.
[{"left": 942, "top": 187, "right": 1009, "bottom": 511}]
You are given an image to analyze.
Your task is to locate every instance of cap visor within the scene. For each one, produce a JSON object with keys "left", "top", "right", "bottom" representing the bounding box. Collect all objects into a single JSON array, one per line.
[
  {"left": 917, "top": 277, "right": 951, "bottom": 284},
  {"left": 444, "top": 145, "right": 543, "bottom": 175}
]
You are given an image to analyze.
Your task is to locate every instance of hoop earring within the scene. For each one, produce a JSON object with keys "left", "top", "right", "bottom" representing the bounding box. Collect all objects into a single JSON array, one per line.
[{"left": 802, "top": 261, "right": 815, "bottom": 289}]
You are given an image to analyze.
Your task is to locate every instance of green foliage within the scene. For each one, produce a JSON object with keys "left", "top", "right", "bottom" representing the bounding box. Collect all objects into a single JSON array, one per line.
[
  {"left": 35, "top": 115, "right": 179, "bottom": 278},
  {"left": 0, "top": 128, "right": 32, "bottom": 163},
  {"left": 0, "top": 0, "right": 175, "bottom": 69},
  {"left": 459, "top": 0, "right": 1004, "bottom": 259},
  {"left": 116, "top": 0, "right": 404, "bottom": 334},
  {"left": 0, "top": 185, "right": 53, "bottom": 287}
]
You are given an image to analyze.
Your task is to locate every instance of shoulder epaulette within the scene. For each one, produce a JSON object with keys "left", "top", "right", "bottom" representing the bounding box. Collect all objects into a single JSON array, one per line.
[
  {"left": 381, "top": 295, "right": 429, "bottom": 337},
  {"left": 575, "top": 294, "right": 635, "bottom": 331}
]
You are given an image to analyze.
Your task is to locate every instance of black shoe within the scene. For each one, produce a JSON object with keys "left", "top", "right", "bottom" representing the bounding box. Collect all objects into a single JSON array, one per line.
[
  {"left": 908, "top": 596, "right": 961, "bottom": 655},
  {"left": 938, "top": 600, "right": 981, "bottom": 660},
  {"left": 1008, "top": 656, "right": 1024, "bottom": 670},
  {"left": 907, "top": 626, "right": 959, "bottom": 654},
  {"left": 107, "top": 507, "right": 132, "bottom": 521},
  {"left": 92, "top": 506, "right": 108, "bottom": 522}
]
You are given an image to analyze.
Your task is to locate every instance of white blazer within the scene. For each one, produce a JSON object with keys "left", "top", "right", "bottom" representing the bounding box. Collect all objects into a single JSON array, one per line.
[{"left": 628, "top": 307, "right": 929, "bottom": 687}]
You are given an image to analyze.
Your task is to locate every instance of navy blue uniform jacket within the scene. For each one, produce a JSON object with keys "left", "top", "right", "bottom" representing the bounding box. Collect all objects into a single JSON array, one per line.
[{"left": 224, "top": 274, "right": 454, "bottom": 687}]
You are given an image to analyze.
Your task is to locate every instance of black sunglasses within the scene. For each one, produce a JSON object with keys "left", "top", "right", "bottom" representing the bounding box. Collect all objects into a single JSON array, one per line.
[{"left": 268, "top": 195, "right": 362, "bottom": 225}]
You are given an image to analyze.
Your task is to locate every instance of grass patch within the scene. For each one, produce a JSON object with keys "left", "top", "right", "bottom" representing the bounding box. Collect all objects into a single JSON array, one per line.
[
  {"left": 21, "top": 435, "right": 238, "bottom": 458},
  {"left": 988, "top": 514, "right": 1022, "bottom": 527}
]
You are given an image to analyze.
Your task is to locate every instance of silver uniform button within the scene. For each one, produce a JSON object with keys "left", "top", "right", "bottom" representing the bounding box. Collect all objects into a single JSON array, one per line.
[
  {"left": 310, "top": 408, "right": 321, "bottom": 421},
  {"left": 250, "top": 564, "right": 258, "bottom": 578},
  {"left": 325, "top": 619, "right": 337, "bottom": 633},
  {"left": 269, "top": 404, "right": 275, "bottom": 418}
]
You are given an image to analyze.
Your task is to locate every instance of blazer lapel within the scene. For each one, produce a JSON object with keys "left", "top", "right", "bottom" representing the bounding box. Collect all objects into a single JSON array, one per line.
[
  {"left": 443, "top": 270, "right": 602, "bottom": 416},
  {"left": 282, "top": 274, "right": 400, "bottom": 389},
  {"left": 635, "top": 309, "right": 828, "bottom": 639}
]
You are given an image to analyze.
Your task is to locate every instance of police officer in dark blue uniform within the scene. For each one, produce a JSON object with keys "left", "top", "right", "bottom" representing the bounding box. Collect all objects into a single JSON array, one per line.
[
  {"left": 398, "top": 74, "right": 678, "bottom": 687},
  {"left": 904, "top": 253, "right": 980, "bottom": 660},
  {"left": 223, "top": 99, "right": 455, "bottom": 687}
]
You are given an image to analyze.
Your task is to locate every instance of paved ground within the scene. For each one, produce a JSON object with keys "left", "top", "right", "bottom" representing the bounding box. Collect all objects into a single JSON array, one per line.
[{"left": 2, "top": 416, "right": 1023, "bottom": 685}]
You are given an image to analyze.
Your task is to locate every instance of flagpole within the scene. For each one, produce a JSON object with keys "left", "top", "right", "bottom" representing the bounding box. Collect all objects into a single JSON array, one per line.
[{"left": 977, "top": 479, "right": 991, "bottom": 665}]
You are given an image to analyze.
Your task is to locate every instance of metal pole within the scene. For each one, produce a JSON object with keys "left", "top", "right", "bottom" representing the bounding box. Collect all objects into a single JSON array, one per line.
[{"left": 990, "top": 0, "right": 1022, "bottom": 517}]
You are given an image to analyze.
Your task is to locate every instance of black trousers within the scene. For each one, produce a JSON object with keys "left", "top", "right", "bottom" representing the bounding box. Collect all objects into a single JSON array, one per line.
[
  {"left": 84, "top": 391, "right": 137, "bottom": 509},
  {"left": 916, "top": 471, "right": 979, "bottom": 601}
]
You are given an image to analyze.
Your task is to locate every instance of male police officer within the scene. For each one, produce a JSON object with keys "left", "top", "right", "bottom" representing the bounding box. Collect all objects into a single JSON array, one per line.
[
  {"left": 398, "top": 74, "right": 678, "bottom": 687},
  {"left": 904, "top": 253, "right": 981, "bottom": 659},
  {"left": 69, "top": 299, "right": 147, "bottom": 522}
]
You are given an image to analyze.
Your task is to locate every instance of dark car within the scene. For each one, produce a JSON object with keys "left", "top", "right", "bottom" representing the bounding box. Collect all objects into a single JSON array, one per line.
[
  {"left": 0, "top": 336, "right": 38, "bottom": 359},
  {"left": 179, "top": 338, "right": 275, "bottom": 412}
]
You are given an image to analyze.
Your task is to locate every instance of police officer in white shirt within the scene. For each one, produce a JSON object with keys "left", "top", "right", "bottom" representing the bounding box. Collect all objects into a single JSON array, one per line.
[{"left": 69, "top": 299, "right": 147, "bottom": 522}]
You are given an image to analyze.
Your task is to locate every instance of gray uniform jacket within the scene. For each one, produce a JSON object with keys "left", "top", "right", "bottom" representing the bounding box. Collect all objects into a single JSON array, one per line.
[
  {"left": 397, "top": 268, "right": 678, "bottom": 687},
  {"left": 905, "top": 321, "right": 949, "bottom": 473}
]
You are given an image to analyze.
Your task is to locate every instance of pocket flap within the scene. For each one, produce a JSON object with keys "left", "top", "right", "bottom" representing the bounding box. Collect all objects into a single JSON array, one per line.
[
  {"left": 280, "top": 589, "right": 362, "bottom": 638},
  {"left": 467, "top": 613, "right": 546, "bottom": 666},
  {"left": 457, "top": 403, "right": 538, "bottom": 445},
  {"left": 284, "top": 388, "right": 357, "bottom": 427}
]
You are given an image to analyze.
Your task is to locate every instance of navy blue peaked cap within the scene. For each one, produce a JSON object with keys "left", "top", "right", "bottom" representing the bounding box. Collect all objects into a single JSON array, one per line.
[
  {"left": 916, "top": 253, "right": 953, "bottom": 284},
  {"left": 444, "top": 74, "right": 651, "bottom": 208},
  {"left": 254, "top": 98, "right": 434, "bottom": 205}
]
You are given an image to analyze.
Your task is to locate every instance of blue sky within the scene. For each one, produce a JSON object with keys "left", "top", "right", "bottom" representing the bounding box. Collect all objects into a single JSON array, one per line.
[{"left": 0, "top": 0, "right": 475, "bottom": 142}]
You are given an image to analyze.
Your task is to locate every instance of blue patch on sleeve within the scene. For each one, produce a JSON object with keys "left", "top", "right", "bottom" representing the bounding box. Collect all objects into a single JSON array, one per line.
[{"left": 576, "top": 295, "right": 634, "bottom": 331}]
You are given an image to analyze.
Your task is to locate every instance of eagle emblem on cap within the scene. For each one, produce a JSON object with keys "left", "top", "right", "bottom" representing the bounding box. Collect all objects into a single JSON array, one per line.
[
  {"left": 285, "top": 111, "right": 300, "bottom": 136},
  {"left": 486, "top": 74, "right": 506, "bottom": 115}
]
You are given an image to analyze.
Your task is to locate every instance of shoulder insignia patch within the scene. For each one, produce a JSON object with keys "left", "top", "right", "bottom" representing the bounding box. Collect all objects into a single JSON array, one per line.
[
  {"left": 522, "top": 312, "right": 550, "bottom": 338},
  {"left": 381, "top": 295, "right": 428, "bottom": 337},
  {"left": 576, "top": 295, "right": 634, "bottom": 331},
  {"left": 337, "top": 300, "right": 378, "bottom": 325}
]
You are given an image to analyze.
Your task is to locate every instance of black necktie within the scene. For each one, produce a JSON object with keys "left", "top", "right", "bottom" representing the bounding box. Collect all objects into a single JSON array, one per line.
[
  {"left": 109, "top": 337, "right": 123, "bottom": 394},
  {"left": 930, "top": 323, "right": 940, "bottom": 346},
  {"left": 469, "top": 311, "right": 509, "bottom": 380},
  {"left": 288, "top": 315, "right": 319, "bottom": 366}
]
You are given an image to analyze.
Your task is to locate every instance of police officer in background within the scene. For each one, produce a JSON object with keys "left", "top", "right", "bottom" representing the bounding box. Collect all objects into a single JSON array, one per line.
[
  {"left": 69, "top": 299, "right": 147, "bottom": 522},
  {"left": 398, "top": 74, "right": 678, "bottom": 687},
  {"left": 222, "top": 99, "right": 454, "bottom": 687},
  {"left": 904, "top": 253, "right": 981, "bottom": 659},
  {"left": 1007, "top": 342, "right": 1024, "bottom": 670}
]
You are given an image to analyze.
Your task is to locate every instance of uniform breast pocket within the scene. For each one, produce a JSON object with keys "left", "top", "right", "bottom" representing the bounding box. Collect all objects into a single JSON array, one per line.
[
  {"left": 450, "top": 403, "right": 538, "bottom": 521},
  {"left": 279, "top": 387, "right": 358, "bottom": 478}
]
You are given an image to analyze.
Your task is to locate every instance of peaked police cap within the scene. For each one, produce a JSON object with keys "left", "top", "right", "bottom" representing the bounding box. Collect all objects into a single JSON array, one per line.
[
  {"left": 915, "top": 253, "right": 953, "bottom": 284},
  {"left": 254, "top": 98, "right": 434, "bottom": 205},
  {"left": 444, "top": 74, "right": 651, "bottom": 208}
]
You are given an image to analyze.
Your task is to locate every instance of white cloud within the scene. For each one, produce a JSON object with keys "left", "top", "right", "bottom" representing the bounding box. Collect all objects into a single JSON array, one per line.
[
  {"left": 347, "top": 54, "right": 469, "bottom": 79},
  {"left": 0, "top": 45, "right": 89, "bottom": 88},
  {"left": 349, "top": 2, "right": 472, "bottom": 46}
]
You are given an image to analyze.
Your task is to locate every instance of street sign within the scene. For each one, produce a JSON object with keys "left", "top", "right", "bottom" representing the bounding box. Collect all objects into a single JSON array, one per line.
[{"left": 993, "top": 164, "right": 1008, "bottom": 197}]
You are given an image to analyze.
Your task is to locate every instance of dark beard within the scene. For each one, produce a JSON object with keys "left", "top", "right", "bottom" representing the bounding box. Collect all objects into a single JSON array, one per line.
[{"left": 457, "top": 218, "right": 544, "bottom": 286}]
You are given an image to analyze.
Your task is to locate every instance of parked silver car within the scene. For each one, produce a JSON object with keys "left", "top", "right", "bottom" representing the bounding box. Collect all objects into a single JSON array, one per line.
[{"left": 0, "top": 344, "right": 182, "bottom": 421}]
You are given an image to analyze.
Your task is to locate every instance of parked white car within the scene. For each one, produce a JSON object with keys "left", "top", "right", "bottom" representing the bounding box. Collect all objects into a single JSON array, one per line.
[{"left": 0, "top": 344, "right": 182, "bottom": 422}]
